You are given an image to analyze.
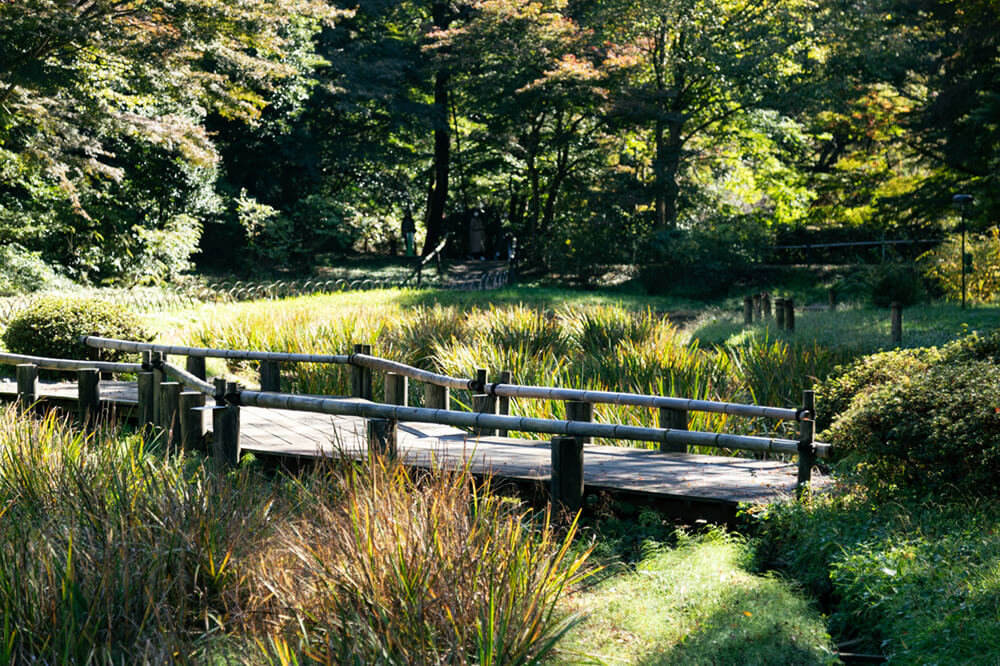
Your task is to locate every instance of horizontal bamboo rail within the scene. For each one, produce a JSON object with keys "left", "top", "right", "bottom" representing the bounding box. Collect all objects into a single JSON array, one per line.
[
  {"left": 0, "top": 351, "right": 141, "bottom": 374},
  {"left": 237, "top": 389, "right": 830, "bottom": 459},
  {"left": 160, "top": 361, "right": 216, "bottom": 397},
  {"left": 81, "top": 336, "right": 350, "bottom": 365}
]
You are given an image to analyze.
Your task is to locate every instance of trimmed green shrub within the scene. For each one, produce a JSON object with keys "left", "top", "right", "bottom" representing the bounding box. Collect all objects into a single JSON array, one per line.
[
  {"left": 826, "top": 360, "right": 1000, "bottom": 499},
  {"left": 1, "top": 296, "right": 149, "bottom": 361},
  {"left": 814, "top": 347, "right": 941, "bottom": 431}
]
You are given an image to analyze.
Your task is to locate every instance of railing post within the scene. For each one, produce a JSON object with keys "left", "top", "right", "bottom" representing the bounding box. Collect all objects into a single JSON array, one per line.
[
  {"left": 185, "top": 355, "right": 206, "bottom": 381},
  {"left": 473, "top": 367, "right": 496, "bottom": 437},
  {"left": 77, "top": 368, "right": 101, "bottom": 432},
  {"left": 385, "top": 372, "right": 408, "bottom": 406},
  {"left": 425, "top": 383, "right": 450, "bottom": 410},
  {"left": 259, "top": 360, "right": 281, "bottom": 392},
  {"left": 784, "top": 298, "right": 796, "bottom": 332},
  {"left": 350, "top": 344, "right": 373, "bottom": 400},
  {"left": 497, "top": 370, "right": 512, "bottom": 437},
  {"left": 179, "top": 390, "right": 206, "bottom": 452},
  {"left": 890, "top": 302, "right": 902, "bottom": 347},
  {"left": 367, "top": 418, "right": 397, "bottom": 459},
  {"left": 138, "top": 352, "right": 155, "bottom": 431},
  {"left": 551, "top": 436, "right": 584, "bottom": 513},
  {"left": 743, "top": 295, "right": 753, "bottom": 326},
  {"left": 775, "top": 297, "right": 786, "bottom": 329},
  {"left": 659, "top": 407, "right": 688, "bottom": 454},
  {"left": 151, "top": 351, "right": 165, "bottom": 425},
  {"left": 797, "top": 390, "right": 816, "bottom": 499},
  {"left": 159, "top": 381, "right": 182, "bottom": 452},
  {"left": 565, "top": 400, "right": 593, "bottom": 445},
  {"left": 16, "top": 363, "right": 38, "bottom": 410},
  {"left": 212, "top": 378, "right": 241, "bottom": 467}
]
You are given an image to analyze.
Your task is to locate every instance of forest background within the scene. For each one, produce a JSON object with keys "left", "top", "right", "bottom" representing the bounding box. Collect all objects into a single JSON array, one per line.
[{"left": 1, "top": 0, "right": 997, "bottom": 293}]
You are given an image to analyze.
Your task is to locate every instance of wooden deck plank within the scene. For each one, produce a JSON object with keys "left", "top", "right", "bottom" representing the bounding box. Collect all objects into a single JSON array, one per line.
[{"left": 0, "top": 379, "right": 820, "bottom": 505}]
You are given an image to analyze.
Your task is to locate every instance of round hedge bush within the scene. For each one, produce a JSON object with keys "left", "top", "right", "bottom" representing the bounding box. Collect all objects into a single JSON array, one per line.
[
  {"left": 825, "top": 359, "right": 1000, "bottom": 500},
  {"left": 2, "top": 296, "right": 149, "bottom": 361}
]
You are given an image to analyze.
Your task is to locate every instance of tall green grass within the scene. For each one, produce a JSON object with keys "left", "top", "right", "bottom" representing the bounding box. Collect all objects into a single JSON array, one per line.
[
  {"left": 0, "top": 405, "right": 591, "bottom": 663},
  {"left": 184, "top": 293, "right": 846, "bottom": 447}
]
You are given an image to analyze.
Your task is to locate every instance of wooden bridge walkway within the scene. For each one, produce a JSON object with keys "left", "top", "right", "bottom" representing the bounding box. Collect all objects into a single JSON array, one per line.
[{"left": 0, "top": 379, "right": 819, "bottom": 519}]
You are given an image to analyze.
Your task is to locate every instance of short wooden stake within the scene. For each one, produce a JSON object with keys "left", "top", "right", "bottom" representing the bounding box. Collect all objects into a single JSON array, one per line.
[
  {"left": 743, "top": 295, "right": 754, "bottom": 326},
  {"left": 185, "top": 355, "right": 207, "bottom": 381},
  {"left": 551, "top": 436, "right": 584, "bottom": 513},
  {"left": 137, "top": 371, "right": 155, "bottom": 431},
  {"left": 797, "top": 390, "right": 816, "bottom": 498},
  {"left": 473, "top": 393, "right": 498, "bottom": 437},
  {"left": 212, "top": 379, "right": 241, "bottom": 467},
  {"left": 15, "top": 363, "right": 38, "bottom": 410},
  {"left": 77, "top": 368, "right": 101, "bottom": 431},
  {"left": 565, "top": 400, "right": 593, "bottom": 445},
  {"left": 179, "top": 391, "right": 206, "bottom": 452},
  {"left": 350, "top": 344, "right": 373, "bottom": 400},
  {"left": 784, "top": 298, "right": 796, "bottom": 332},
  {"left": 753, "top": 293, "right": 762, "bottom": 321},
  {"left": 775, "top": 297, "right": 786, "bottom": 329},
  {"left": 367, "top": 418, "right": 397, "bottom": 459},
  {"left": 890, "top": 302, "right": 902, "bottom": 347},
  {"left": 828, "top": 289, "right": 837, "bottom": 312},
  {"left": 159, "top": 381, "right": 182, "bottom": 452},
  {"left": 762, "top": 293, "right": 772, "bottom": 319},
  {"left": 259, "top": 360, "right": 281, "bottom": 392},
  {"left": 425, "top": 383, "right": 450, "bottom": 410},
  {"left": 385, "top": 372, "right": 408, "bottom": 406},
  {"left": 497, "top": 370, "right": 512, "bottom": 436},
  {"left": 659, "top": 406, "right": 688, "bottom": 454}
]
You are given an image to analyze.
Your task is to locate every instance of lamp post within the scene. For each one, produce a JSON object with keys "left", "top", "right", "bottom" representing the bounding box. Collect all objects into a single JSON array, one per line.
[{"left": 952, "top": 194, "right": 973, "bottom": 309}]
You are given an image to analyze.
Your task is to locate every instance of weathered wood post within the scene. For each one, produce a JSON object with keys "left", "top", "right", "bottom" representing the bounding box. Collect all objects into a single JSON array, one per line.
[
  {"left": 185, "top": 355, "right": 206, "bottom": 381},
  {"left": 775, "top": 297, "right": 786, "bottom": 329},
  {"left": 350, "top": 344, "right": 373, "bottom": 400},
  {"left": 138, "top": 352, "right": 156, "bottom": 431},
  {"left": 784, "top": 298, "right": 796, "bottom": 332},
  {"left": 743, "top": 295, "right": 754, "bottom": 326},
  {"left": 159, "top": 381, "right": 182, "bottom": 451},
  {"left": 425, "top": 383, "right": 450, "bottom": 410},
  {"left": 890, "top": 302, "right": 902, "bottom": 347},
  {"left": 497, "top": 370, "right": 512, "bottom": 437},
  {"left": 15, "top": 363, "right": 38, "bottom": 410},
  {"left": 797, "top": 390, "right": 816, "bottom": 499},
  {"left": 77, "top": 368, "right": 101, "bottom": 432},
  {"left": 472, "top": 369, "right": 497, "bottom": 437},
  {"left": 367, "top": 418, "right": 398, "bottom": 459},
  {"left": 753, "top": 293, "right": 762, "bottom": 322},
  {"left": 212, "top": 378, "right": 241, "bottom": 467},
  {"left": 151, "top": 351, "right": 165, "bottom": 425},
  {"left": 659, "top": 406, "right": 688, "bottom": 453},
  {"left": 828, "top": 289, "right": 838, "bottom": 312},
  {"left": 565, "top": 400, "right": 593, "bottom": 445},
  {"left": 762, "top": 292, "right": 772, "bottom": 319},
  {"left": 385, "top": 372, "right": 408, "bottom": 406},
  {"left": 179, "top": 391, "right": 206, "bottom": 452},
  {"left": 551, "top": 436, "right": 584, "bottom": 513},
  {"left": 259, "top": 360, "right": 281, "bottom": 392}
]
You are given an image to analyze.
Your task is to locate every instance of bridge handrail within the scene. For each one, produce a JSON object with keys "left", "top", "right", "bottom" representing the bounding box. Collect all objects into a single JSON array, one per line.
[
  {"left": 0, "top": 351, "right": 141, "bottom": 374},
  {"left": 81, "top": 335, "right": 808, "bottom": 421},
  {"left": 160, "top": 361, "right": 216, "bottom": 397},
  {"left": 237, "top": 389, "right": 830, "bottom": 459}
]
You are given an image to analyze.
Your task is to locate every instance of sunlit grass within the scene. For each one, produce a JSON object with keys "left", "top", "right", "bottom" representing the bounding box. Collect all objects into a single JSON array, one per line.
[{"left": 554, "top": 529, "right": 835, "bottom": 665}]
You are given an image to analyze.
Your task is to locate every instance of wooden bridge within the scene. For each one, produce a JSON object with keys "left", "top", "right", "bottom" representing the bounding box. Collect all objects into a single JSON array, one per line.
[{"left": 0, "top": 337, "right": 830, "bottom": 522}]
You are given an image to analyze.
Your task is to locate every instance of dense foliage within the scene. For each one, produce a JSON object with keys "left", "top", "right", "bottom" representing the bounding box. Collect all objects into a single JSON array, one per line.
[
  {"left": 1, "top": 0, "right": 997, "bottom": 288},
  {"left": 1, "top": 296, "right": 149, "bottom": 361}
]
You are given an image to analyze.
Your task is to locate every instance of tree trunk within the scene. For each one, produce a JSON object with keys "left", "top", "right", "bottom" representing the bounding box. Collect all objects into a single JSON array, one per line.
[{"left": 423, "top": 1, "right": 451, "bottom": 255}]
